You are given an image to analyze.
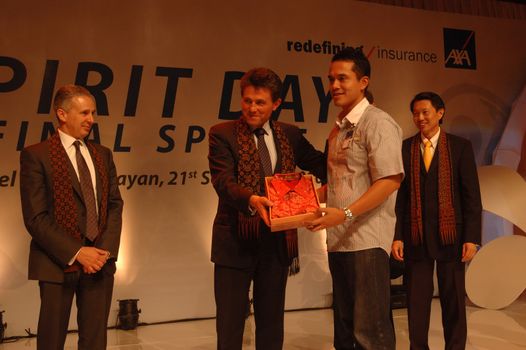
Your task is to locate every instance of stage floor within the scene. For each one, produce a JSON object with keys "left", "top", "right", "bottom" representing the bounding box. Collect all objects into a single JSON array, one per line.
[{"left": 1, "top": 297, "right": 525, "bottom": 349}]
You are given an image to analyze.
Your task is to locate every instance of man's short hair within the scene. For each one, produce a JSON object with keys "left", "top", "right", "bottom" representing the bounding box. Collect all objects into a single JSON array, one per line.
[
  {"left": 331, "top": 46, "right": 371, "bottom": 80},
  {"left": 53, "top": 84, "right": 94, "bottom": 116},
  {"left": 240, "top": 68, "right": 283, "bottom": 102},
  {"left": 410, "top": 91, "right": 445, "bottom": 124},
  {"left": 364, "top": 90, "right": 374, "bottom": 104}
]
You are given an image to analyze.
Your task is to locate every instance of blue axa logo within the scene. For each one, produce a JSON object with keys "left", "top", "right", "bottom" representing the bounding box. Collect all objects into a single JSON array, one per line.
[{"left": 443, "top": 28, "right": 477, "bottom": 70}]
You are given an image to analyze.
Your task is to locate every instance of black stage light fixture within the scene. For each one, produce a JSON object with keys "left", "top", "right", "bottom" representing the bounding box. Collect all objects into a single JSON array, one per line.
[
  {"left": 0, "top": 310, "right": 6, "bottom": 343},
  {"left": 117, "top": 299, "right": 141, "bottom": 330}
]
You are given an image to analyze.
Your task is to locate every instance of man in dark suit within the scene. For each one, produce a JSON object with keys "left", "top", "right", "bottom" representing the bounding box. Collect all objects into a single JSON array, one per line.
[
  {"left": 208, "top": 67, "right": 326, "bottom": 350},
  {"left": 392, "top": 91, "right": 482, "bottom": 350},
  {"left": 20, "top": 84, "right": 123, "bottom": 350}
]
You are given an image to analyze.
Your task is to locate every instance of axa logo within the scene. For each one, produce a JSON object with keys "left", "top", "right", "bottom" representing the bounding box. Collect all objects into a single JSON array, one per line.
[{"left": 443, "top": 28, "right": 477, "bottom": 70}]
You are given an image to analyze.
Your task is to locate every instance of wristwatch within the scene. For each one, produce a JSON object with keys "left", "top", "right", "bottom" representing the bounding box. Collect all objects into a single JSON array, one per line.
[{"left": 342, "top": 207, "right": 354, "bottom": 222}]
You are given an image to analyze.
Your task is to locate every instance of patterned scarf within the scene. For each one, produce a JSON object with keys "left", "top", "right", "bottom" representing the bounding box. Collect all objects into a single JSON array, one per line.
[
  {"left": 410, "top": 133, "right": 456, "bottom": 246},
  {"left": 49, "top": 133, "right": 109, "bottom": 248},
  {"left": 236, "top": 119, "right": 300, "bottom": 273}
]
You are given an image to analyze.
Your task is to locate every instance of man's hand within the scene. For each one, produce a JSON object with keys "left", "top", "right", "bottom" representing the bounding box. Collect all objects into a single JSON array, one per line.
[
  {"left": 249, "top": 195, "right": 273, "bottom": 227},
  {"left": 462, "top": 242, "right": 478, "bottom": 262},
  {"left": 391, "top": 240, "right": 404, "bottom": 261},
  {"left": 305, "top": 207, "right": 345, "bottom": 231},
  {"left": 76, "top": 247, "right": 110, "bottom": 274}
]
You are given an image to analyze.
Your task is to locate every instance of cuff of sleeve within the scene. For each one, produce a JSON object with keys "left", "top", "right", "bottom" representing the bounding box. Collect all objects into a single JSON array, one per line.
[{"left": 68, "top": 248, "right": 81, "bottom": 265}]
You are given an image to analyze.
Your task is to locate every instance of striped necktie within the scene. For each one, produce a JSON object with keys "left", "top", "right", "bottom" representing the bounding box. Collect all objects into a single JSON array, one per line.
[
  {"left": 74, "top": 141, "right": 99, "bottom": 241},
  {"left": 254, "top": 128, "right": 273, "bottom": 177}
]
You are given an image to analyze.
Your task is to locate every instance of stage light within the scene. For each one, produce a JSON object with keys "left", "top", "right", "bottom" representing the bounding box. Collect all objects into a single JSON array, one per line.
[
  {"left": 0, "top": 310, "right": 6, "bottom": 343},
  {"left": 117, "top": 299, "right": 141, "bottom": 330}
]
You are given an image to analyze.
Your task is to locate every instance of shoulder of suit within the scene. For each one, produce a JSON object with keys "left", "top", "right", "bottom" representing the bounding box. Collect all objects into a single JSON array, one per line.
[
  {"left": 86, "top": 141, "right": 112, "bottom": 155},
  {"left": 403, "top": 133, "right": 419, "bottom": 143},
  {"left": 272, "top": 120, "right": 300, "bottom": 133},
  {"left": 209, "top": 120, "right": 237, "bottom": 134},
  {"left": 401, "top": 134, "right": 419, "bottom": 151},
  {"left": 22, "top": 138, "right": 50, "bottom": 155},
  {"left": 444, "top": 132, "right": 470, "bottom": 143},
  {"left": 443, "top": 133, "right": 474, "bottom": 151}
]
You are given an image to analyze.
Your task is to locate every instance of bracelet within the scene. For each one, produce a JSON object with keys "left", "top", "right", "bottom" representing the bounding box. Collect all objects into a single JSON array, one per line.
[{"left": 342, "top": 207, "right": 354, "bottom": 222}]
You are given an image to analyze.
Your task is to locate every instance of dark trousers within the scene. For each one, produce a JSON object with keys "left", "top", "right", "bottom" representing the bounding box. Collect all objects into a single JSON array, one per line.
[
  {"left": 405, "top": 258, "right": 467, "bottom": 350},
  {"left": 37, "top": 269, "right": 114, "bottom": 350},
  {"left": 329, "top": 248, "right": 395, "bottom": 350},
  {"left": 214, "top": 241, "right": 289, "bottom": 350}
]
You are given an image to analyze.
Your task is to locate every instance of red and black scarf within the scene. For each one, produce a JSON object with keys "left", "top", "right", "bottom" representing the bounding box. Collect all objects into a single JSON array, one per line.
[
  {"left": 48, "top": 133, "right": 109, "bottom": 246},
  {"left": 410, "top": 133, "right": 456, "bottom": 246},
  {"left": 235, "top": 119, "right": 300, "bottom": 273}
]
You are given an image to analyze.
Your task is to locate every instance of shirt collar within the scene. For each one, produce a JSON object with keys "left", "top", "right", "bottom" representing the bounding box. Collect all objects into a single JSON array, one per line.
[
  {"left": 261, "top": 121, "right": 272, "bottom": 135},
  {"left": 336, "top": 97, "right": 369, "bottom": 129},
  {"left": 421, "top": 128, "right": 441, "bottom": 148},
  {"left": 58, "top": 129, "right": 85, "bottom": 149}
]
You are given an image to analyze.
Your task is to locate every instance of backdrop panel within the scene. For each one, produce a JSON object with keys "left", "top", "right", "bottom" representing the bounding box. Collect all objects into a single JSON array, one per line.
[{"left": 1, "top": 0, "right": 525, "bottom": 336}]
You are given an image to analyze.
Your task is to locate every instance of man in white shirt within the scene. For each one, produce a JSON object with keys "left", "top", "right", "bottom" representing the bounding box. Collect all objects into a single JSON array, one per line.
[
  {"left": 307, "top": 47, "right": 404, "bottom": 349},
  {"left": 20, "top": 84, "right": 123, "bottom": 350},
  {"left": 392, "top": 91, "right": 481, "bottom": 350}
]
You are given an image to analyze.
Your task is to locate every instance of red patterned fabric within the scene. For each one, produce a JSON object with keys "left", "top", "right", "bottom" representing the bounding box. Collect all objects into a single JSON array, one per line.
[
  {"left": 267, "top": 173, "right": 318, "bottom": 219},
  {"left": 410, "top": 133, "right": 456, "bottom": 246},
  {"left": 87, "top": 142, "right": 109, "bottom": 239},
  {"left": 48, "top": 133, "right": 110, "bottom": 270},
  {"left": 235, "top": 119, "right": 300, "bottom": 273},
  {"left": 49, "top": 133, "right": 82, "bottom": 241}
]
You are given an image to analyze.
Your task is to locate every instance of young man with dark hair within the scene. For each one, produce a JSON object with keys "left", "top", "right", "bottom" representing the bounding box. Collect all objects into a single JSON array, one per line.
[
  {"left": 208, "top": 67, "right": 326, "bottom": 350},
  {"left": 307, "top": 47, "right": 403, "bottom": 349},
  {"left": 392, "top": 91, "right": 482, "bottom": 350},
  {"left": 20, "top": 84, "right": 123, "bottom": 350}
]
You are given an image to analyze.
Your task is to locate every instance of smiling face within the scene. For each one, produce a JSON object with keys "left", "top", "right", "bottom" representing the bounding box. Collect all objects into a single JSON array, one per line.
[
  {"left": 241, "top": 85, "right": 281, "bottom": 130},
  {"left": 57, "top": 95, "right": 96, "bottom": 139},
  {"left": 412, "top": 99, "right": 444, "bottom": 139},
  {"left": 328, "top": 60, "right": 369, "bottom": 116}
]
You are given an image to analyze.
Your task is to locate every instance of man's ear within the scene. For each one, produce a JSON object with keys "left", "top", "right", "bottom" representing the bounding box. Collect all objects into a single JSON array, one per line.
[
  {"left": 56, "top": 108, "right": 67, "bottom": 123},
  {"left": 360, "top": 76, "right": 369, "bottom": 92},
  {"left": 272, "top": 98, "right": 282, "bottom": 111}
]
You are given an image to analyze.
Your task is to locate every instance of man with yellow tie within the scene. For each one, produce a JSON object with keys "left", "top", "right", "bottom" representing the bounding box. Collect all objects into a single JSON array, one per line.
[{"left": 391, "top": 91, "right": 482, "bottom": 350}]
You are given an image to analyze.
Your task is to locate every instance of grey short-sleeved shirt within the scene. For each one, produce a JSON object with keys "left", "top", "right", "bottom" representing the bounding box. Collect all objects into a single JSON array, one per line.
[{"left": 326, "top": 104, "right": 404, "bottom": 254}]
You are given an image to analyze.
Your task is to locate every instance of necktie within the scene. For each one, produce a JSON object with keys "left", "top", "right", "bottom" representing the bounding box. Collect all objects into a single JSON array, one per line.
[
  {"left": 254, "top": 128, "right": 273, "bottom": 177},
  {"left": 74, "top": 141, "right": 99, "bottom": 241},
  {"left": 423, "top": 140, "right": 433, "bottom": 171}
]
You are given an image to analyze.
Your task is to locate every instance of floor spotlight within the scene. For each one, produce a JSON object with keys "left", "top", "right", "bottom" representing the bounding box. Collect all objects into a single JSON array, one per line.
[
  {"left": 0, "top": 310, "right": 6, "bottom": 343},
  {"left": 117, "top": 299, "right": 141, "bottom": 330}
]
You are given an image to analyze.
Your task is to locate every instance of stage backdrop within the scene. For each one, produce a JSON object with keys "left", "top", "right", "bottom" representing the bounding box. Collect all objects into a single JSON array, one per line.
[{"left": 1, "top": 0, "right": 525, "bottom": 336}]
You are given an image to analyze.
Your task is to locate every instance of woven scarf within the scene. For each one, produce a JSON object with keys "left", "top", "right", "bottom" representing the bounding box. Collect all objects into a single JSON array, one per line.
[
  {"left": 410, "top": 133, "right": 456, "bottom": 246},
  {"left": 49, "top": 133, "right": 110, "bottom": 247},
  {"left": 236, "top": 119, "right": 300, "bottom": 273}
]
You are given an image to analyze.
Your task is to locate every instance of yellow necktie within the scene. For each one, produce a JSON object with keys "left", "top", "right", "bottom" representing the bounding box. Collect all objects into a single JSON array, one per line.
[{"left": 423, "top": 140, "right": 432, "bottom": 171}]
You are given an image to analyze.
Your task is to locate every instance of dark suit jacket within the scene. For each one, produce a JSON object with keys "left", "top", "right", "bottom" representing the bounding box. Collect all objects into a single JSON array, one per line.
[
  {"left": 394, "top": 132, "right": 482, "bottom": 261},
  {"left": 208, "top": 120, "right": 326, "bottom": 269},
  {"left": 20, "top": 137, "right": 123, "bottom": 283}
]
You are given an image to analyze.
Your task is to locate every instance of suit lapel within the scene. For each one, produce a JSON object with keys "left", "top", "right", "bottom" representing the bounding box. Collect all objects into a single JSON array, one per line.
[
  {"left": 272, "top": 125, "right": 283, "bottom": 174},
  {"left": 87, "top": 144, "right": 103, "bottom": 206},
  {"left": 57, "top": 140, "right": 83, "bottom": 200},
  {"left": 68, "top": 162, "right": 83, "bottom": 199}
]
